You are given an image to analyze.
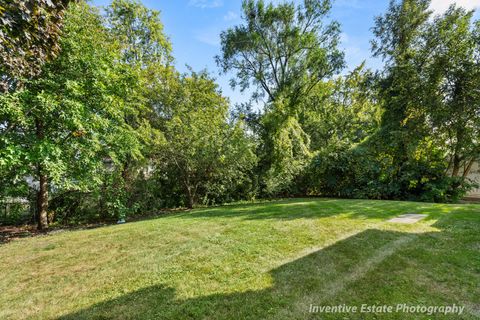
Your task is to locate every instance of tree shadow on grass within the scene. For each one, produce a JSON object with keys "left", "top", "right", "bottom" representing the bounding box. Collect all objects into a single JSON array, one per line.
[{"left": 58, "top": 213, "right": 480, "bottom": 320}]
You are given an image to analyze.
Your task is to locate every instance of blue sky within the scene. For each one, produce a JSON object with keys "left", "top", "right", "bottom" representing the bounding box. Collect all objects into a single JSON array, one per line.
[{"left": 91, "top": 0, "right": 480, "bottom": 106}]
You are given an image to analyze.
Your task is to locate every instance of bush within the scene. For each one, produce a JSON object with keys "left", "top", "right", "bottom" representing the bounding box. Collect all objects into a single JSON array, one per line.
[
  {"left": 0, "top": 199, "right": 31, "bottom": 225},
  {"left": 305, "top": 142, "right": 473, "bottom": 203}
]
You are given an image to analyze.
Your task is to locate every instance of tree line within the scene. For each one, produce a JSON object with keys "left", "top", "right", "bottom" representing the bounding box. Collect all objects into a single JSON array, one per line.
[{"left": 1, "top": 0, "right": 479, "bottom": 230}]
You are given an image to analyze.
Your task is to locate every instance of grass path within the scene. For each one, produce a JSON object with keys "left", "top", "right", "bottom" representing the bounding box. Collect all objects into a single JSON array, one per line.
[{"left": 0, "top": 198, "right": 479, "bottom": 319}]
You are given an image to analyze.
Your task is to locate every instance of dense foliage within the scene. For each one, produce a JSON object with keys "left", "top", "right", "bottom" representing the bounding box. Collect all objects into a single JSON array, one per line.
[
  {"left": 217, "top": 0, "right": 345, "bottom": 193},
  {"left": 152, "top": 70, "right": 256, "bottom": 208},
  {"left": 1, "top": 0, "right": 479, "bottom": 228},
  {"left": 0, "top": 0, "right": 73, "bottom": 92}
]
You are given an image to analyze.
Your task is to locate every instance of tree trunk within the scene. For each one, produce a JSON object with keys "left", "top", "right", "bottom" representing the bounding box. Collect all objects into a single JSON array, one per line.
[
  {"left": 451, "top": 127, "right": 465, "bottom": 177},
  {"left": 187, "top": 196, "right": 194, "bottom": 209},
  {"left": 36, "top": 118, "right": 49, "bottom": 230},
  {"left": 186, "top": 186, "right": 195, "bottom": 209},
  {"left": 99, "top": 178, "right": 107, "bottom": 219},
  {"left": 122, "top": 158, "right": 133, "bottom": 208},
  {"left": 185, "top": 182, "right": 197, "bottom": 209},
  {"left": 37, "top": 171, "right": 49, "bottom": 230},
  {"left": 451, "top": 154, "right": 461, "bottom": 177},
  {"left": 463, "top": 159, "right": 475, "bottom": 179}
]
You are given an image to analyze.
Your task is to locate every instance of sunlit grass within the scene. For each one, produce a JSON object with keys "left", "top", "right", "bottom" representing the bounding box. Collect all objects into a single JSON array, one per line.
[{"left": 0, "top": 198, "right": 478, "bottom": 319}]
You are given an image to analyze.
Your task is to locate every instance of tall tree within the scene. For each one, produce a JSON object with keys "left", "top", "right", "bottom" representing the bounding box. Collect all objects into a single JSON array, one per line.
[
  {"left": 0, "top": 2, "right": 143, "bottom": 229},
  {"left": 424, "top": 6, "right": 480, "bottom": 179},
  {"left": 366, "top": 0, "right": 478, "bottom": 200},
  {"left": 370, "top": 0, "right": 433, "bottom": 190},
  {"left": 105, "top": 0, "right": 172, "bottom": 201},
  {"left": 217, "top": 0, "right": 344, "bottom": 193},
  {"left": 155, "top": 70, "right": 256, "bottom": 208},
  {"left": 106, "top": 0, "right": 171, "bottom": 67}
]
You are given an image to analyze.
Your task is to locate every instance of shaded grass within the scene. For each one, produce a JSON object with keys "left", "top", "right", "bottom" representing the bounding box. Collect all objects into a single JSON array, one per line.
[{"left": 0, "top": 198, "right": 478, "bottom": 319}]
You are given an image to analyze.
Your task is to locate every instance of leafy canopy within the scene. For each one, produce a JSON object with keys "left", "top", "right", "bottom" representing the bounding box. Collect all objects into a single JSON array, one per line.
[
  {"left": 217, "top": 0, "right": 344, "bottom": 107},
  {"left": 0, "top": 0, "right": 73, "bottom": 92}
]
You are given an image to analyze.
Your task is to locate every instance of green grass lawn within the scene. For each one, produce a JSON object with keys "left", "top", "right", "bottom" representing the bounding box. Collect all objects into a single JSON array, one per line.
[{"left": 0, "top": 198, "right": 479, "bottom": 319}]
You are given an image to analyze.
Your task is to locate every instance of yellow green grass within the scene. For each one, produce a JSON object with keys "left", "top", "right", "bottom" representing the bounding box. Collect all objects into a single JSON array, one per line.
[{"left": 0, "top": 198, "right": 479, "bottom": 319}]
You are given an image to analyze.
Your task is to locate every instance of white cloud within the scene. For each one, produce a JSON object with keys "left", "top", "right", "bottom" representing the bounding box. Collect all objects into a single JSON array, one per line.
[
  {"left": 188, "top": 0, "right": 223, "bottom": 9},
  {"left": 338, "top": 32, "right": 382, "bottom": 72},
  {"left": 195, "top": 28, "right": 221, "bottom": 46},
  {"left": 429, "top": 0, "right": 480, "bottom": 13},
  {"left": 223, "top": 11, "right": 239, "bottom": 21}
]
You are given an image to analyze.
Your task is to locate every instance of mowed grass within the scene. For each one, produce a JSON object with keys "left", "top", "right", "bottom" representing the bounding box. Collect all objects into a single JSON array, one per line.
[{"left": 0, "top": 199, "right": 479, "bottom": 319}]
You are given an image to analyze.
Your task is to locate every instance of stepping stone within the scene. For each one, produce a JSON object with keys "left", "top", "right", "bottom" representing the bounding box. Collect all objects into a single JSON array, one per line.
[{"left": 388, "top": 213, "right": 428, "bottom": 224}]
